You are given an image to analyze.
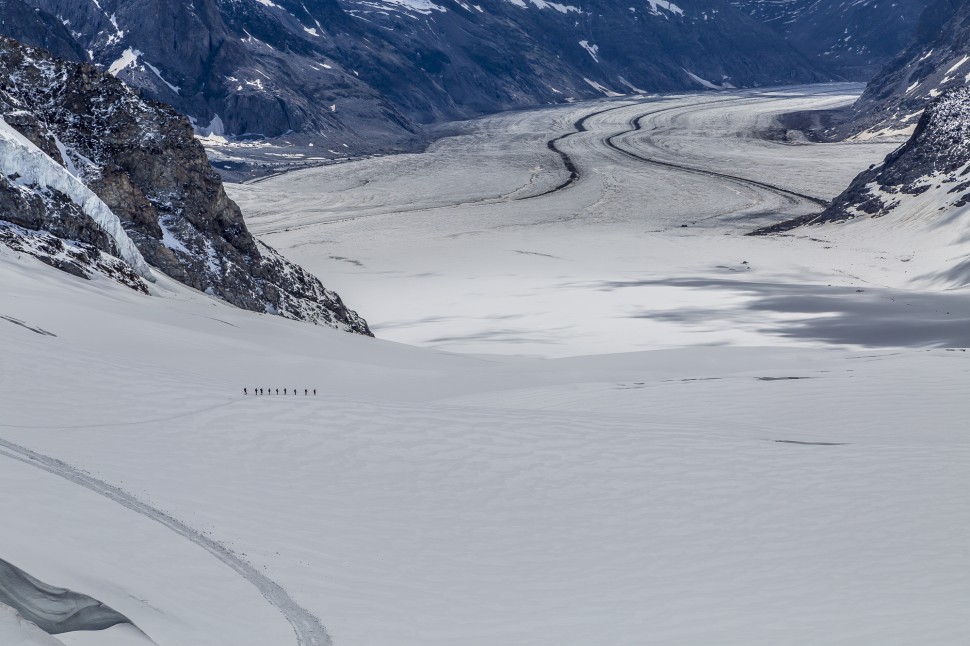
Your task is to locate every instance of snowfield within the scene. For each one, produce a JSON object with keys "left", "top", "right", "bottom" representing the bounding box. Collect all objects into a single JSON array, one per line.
[{"left": 2, "top": 84, "right": 968, "bottom": 645}]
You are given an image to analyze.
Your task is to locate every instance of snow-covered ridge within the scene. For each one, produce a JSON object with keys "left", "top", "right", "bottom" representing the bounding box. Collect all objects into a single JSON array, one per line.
[{"left": 0, "top": 116, "right": 152, "bottom": 280}]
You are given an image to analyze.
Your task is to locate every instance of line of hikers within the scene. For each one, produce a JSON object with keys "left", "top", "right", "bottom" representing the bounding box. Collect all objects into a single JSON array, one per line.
[{"left": 244, "top": 388, "right": 316, "bottom": 396}]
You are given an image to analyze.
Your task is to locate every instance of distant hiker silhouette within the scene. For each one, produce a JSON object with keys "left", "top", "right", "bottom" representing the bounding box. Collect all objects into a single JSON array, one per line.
[
  {"left": 284, "top": 388, "right": 288, "bottom": 395},
  {"left": 244, "top": 388, "right": 247, "bottom": 395},
  {"left": 313, "top": 389, "right": 316, "bottom": 395},
  {"left": 304, "top": 389, "right": 308, "bottom": 396},
  {"left": 275, "top": 388, "right": 279, "bottom": 395}
]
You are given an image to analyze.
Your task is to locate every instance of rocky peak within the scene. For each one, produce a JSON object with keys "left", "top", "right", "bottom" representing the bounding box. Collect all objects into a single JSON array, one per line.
[{"left": 0, "top": 35, "right": 370, "bottom": 334}]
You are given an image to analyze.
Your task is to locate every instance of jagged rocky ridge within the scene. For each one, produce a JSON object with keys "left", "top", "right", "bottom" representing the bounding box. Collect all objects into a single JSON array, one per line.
[
  {"left": 2, "top": 0, "right": 828, "bottom": 152},
  {"left": 733, "top": 0, "right": 928, "bottom": 81},
  {"left": 757, "top": 86, "right": 970, "bottom": 233},
  {"left": 0, "top": 36, "right": 370, "bottom": 334}
]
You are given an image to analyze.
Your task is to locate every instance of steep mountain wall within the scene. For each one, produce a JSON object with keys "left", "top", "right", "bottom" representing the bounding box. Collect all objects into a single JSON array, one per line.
[
  {"left": 3, "top": 0, "right": 829, "bottom": 149},
  {"left": 734, "top": 0, "right": 928, "bottom": 80}
]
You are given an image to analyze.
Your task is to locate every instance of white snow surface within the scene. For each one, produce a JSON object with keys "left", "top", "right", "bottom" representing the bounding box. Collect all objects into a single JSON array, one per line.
[
  {"left": 106, "top": 47, "right": 140, "bottom": 76},
  {"left": 0, "top": 117, "right": 152, "bottom": 280},
  {"left": 646, "top": 0, "right": 683, "bottom": 16},
  {"left": 503, "top": 0, "right": 581, "bottom": 12},
  {"left": 2, "top": 84, "right": 969, "bottom": 646},
  {"left": 0, "top": 604, "right": 61, "bottom": 646}
]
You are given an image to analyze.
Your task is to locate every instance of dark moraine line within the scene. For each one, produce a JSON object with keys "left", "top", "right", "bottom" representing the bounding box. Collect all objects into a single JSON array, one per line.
[
  {"left": 603, "top": 105, "right": 830, "bottom": 209},
  {"left": 516, "top": 101, "right": 648, "bottom": 201},
  {"left": 519, "top": 96, "right": 751, "bottom": 202}
]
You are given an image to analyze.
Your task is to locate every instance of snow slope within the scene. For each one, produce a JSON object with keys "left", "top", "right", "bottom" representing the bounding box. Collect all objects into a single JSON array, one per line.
[
  {"left": 2, "top": 85, "right": 968, "bottom": 646},
  {"left": 1, "top": 229, "right": 968, "bottom": 646}
]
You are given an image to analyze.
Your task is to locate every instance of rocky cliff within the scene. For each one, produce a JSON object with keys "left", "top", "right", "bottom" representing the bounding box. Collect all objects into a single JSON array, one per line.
[{"left": 0, "top": 36, "right": 370, "bottom": 334}]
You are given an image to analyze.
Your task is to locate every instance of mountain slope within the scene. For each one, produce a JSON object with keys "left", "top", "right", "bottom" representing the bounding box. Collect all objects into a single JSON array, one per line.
[
  {"left": 734, "top": 0, "right": 928, "bottom": 80},
  {"left": 757, "top": 86, "right": 970, "bottom": 287},
  {"left": 831, "top": 0, "right": 970, "bottom": 138},
  {"left": 10, "top": 0, "right": 422, "bottom": 151},
  {"left": 804, "top": 87, "right": 970, "bottom": 224},
  {"left": 0, "top": 0, "right": 87, "bottom": 62},
  {"left": 4, "top": 0, "right": 829, "bottom": 149},
  {"left": 0, "top": 36, "right": 370, "bottom": 333},
  {"left": 337, "top": 0, "right": 829, "bottom": 119}
]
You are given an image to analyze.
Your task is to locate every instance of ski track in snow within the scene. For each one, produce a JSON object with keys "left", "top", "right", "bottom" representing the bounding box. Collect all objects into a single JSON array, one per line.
[{"left": 0, "top": 436, "right": 331, "bottom": 646}]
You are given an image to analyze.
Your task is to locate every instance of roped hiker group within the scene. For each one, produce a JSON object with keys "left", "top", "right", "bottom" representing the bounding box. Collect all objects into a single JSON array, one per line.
[{"left": 244, "top": 388, "right": 316, "bottom": 396}]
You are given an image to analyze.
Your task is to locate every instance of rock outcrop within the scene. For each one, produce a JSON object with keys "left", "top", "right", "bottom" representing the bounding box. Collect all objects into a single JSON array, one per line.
[
  {"left": 0, "top": 36, "right": 370, "bottom": 334},
  {"left": 756, "top": 86, "right": 970, "bottom": 233}
]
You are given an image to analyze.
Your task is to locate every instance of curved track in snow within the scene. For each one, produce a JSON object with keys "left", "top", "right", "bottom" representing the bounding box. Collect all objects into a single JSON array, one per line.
[{"left": 0, "top": 436, "right": 331, "bottom": 646}]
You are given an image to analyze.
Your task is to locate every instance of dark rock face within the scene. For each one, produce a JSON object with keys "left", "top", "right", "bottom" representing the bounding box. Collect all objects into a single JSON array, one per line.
[
  {"left": 0, "top": 36, "right": 370, "bottom": 334},
  {"left": 0, "top": 0, "right": 86, "bottom": 62},
  {"left": 337, "top": 0, "right": 829, "bottom": 122},
  {"left": 10, "top": 0, "right": 424, "bottom": 152},
  {"left": 4, "top": 0, "right": 828, "bottom": 150},
  {"left": 734, "top": 0, "right": 928, "bottom": 80},
  {"left": 829, "top": 0, "right": 970, "bottom": 138},
  {"left": 756, "top": 86, "right": 970, "bottom": 233}
]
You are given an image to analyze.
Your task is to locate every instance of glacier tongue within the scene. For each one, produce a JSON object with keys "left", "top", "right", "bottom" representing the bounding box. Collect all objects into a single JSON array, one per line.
[{"left": 0, "top": 116, "right": 153, "bottom": 281}]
